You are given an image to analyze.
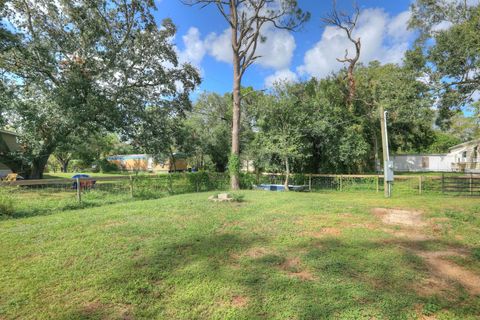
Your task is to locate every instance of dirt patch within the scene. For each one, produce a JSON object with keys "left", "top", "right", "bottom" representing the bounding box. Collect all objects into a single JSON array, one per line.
[
  {"left": 231, "top": 295, "right": 249, "bottom": 308},
  {"left": 280, "top": 257, "right": 315, "bottom": 281},
  {"left": 302, "top": 227, "right": 342, "bottom": 238},
  {"left": 375, "top": 207, "right": 480, "bottom": 296},
  {"left": 415, "top": 275, "right": 453, "bottom": 297},
  {"left": 344, "top": 222, "right": 378, "bottom": 230},
  {"left": 384, "top": 228, "right": 432, "bottom": 241},
  {"left": 81, "top": 301, "right": 104, "bottom": 317},
  {"left": 417, "top": 250, "right": 480, "bottom": 295},
  {"left": 231, "top": 247, "right": 271, "bottom": 260},
  {"left": 373, "top": 208, "right": 426, "bottom": 227}
]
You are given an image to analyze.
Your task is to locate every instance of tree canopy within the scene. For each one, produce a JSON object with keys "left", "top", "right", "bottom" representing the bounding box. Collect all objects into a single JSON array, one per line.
[{"left": 0, "top": 0, "right": 200, "bottom": 178}]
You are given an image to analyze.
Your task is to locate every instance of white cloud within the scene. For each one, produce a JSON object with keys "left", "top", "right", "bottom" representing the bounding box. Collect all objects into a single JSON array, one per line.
[
  {"left": 204, "top": 25, "right": 296, "bottom": 70},
  {"left": 387, "top": 11, "right": 411, "bottom": 41},
  {"left": 255, "top": 25, "right": 296, "bottom": 70},
  {"left": 264, "top": 69, "right": 298, "bottom": 88},
  {"left": 205, "top": 29, "right": 232, "bottom": 63},
  {"left": 298, "top": 9, "right": 415, "bottom": 79},
  {"left": 178, "top": 27, "right": 206, "bottom": 68},
  {"left": 177, "top": 21, "right": 296, "bottom": 73}
]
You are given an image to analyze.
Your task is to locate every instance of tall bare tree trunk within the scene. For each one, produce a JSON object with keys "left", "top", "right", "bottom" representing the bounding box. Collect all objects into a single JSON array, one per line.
[
  {"left": 346, "top": 65, "right": 356, "bottom": 110},
  {"left": 230, "top": 4, "right": 241, "bottom": 191}
]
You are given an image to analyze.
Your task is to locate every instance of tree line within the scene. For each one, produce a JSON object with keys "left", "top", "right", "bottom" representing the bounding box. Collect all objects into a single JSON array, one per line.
[{"left": 0, "top": 0, "right": 479, "bottom": 182}]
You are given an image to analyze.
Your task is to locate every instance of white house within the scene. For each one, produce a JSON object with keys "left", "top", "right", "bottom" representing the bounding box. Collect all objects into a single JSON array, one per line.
[
  {"left": 448, "top": 138, "right": 480, "bottom": 172},
  {"left": 393, "top": 139, "right": 480, "bottom": 173}
]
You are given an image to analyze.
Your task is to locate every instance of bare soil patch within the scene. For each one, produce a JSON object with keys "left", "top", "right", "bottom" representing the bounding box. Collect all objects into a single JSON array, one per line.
[
  {"left": 374, "top": 208, "right": 480, "bottom": 296},
  {"left": 82, "top": 301, "right": 103, "bottom": 315},
  {"left": 373, "top": 208, "right": 426, "bottom": 227},
  {"left": 280, "top": 257, "right": 315, "bottom": 281},
  {"left": 233, "top": 247, "right": 271, "bottom": 259},
  {"left": 417, "top": 250, "right": 480, "bottom": 296},
  {"left": 231, "top": 295, "right": 249, "bottom": 308},
  {"left": 301, "top": 227, "right": 342, "bottom": 238}
]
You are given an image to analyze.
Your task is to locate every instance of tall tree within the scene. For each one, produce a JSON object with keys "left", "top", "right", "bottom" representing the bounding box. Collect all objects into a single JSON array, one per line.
[
  {"left": 409, "top": 0, "right": 480, "bottom": 128},
  {"left": 183, "top": 0, "right": 309, "bottom": 189},
  {"left": 322, "top": 0, "right": 361, "bottom": 109},
  {"left": 253, "top": 82, "right": 307, "bottom": 189},
  {"left": 0, "top": 0, "right": 200, "bottom": 178},
  {"left": 184, "top": 92, "right": 232, "bottom": 172}
]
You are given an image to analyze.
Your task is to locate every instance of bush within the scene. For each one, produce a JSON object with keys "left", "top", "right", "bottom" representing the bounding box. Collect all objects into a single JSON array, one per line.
[
  {"left": 239, "top": 173, "right": 256, "bottom": 189},
  {"left": 0, "top": 190, "right": 15, "bottom": 217},
  {"left": 98, "top": 159, "right": 120, "bottom": 173}
]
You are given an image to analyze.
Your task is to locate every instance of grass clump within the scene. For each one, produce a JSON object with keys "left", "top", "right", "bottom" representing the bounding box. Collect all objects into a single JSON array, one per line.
[{"left": 0, "top": 188, "right": 14, "bottom": 217}]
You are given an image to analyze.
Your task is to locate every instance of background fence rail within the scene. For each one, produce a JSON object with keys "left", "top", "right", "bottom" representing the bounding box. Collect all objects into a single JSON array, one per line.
[{"left": 1, "top": 172, "right": 479, "bottom": 218}]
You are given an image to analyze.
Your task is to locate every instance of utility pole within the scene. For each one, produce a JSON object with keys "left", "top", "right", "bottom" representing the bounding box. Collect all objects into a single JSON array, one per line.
[{"left": 379, "top": 105, "right": 393, "bottom": 197}]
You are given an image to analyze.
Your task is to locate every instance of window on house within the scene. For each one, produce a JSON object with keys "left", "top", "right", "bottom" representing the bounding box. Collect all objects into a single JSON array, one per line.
[
  {"left": 462, "top": 151, "right": 467, "bottom": 158},
  {"left": 474, "top": 147, "right": 478, "bottom": 161}
]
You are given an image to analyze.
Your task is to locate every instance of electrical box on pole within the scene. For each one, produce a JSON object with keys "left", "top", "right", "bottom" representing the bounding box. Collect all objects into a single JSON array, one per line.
[
  {"left": 384, "top": 160, "right": 394, "bottom": 182},
  {"left": 380, "top": 107, "right": 393, "bottom": 198}
]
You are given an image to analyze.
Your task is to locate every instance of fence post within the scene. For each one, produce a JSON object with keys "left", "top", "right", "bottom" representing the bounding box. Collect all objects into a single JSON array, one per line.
[
  {"left": 339, "top": 175, "right": 343, "bottom": 192},
  {"left": 441, "top": 173, "right": 445, "bottom": 194},
  {"left": 376, "top": 175, "right": 379, "bottom": 193},
  {"left": 76, "top": 177, "right": 81, "bottom": 203},
  {"left": 309, "top": 174, "right": 312, "bottom": 192},
  {"left": 418, "top": 176, "right": 422, "bottom": 195},
  {"left": 470, "top": 173, "right": 473, "bottom": 196},
  {"left": 129, "top": 175, "right": 134, "bottom": 198}
]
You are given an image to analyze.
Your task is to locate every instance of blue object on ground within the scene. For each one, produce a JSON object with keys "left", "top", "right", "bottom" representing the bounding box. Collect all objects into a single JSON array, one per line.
[
  {"left": 255, "top": 184, "right": 286, "bottom": 191},
  {"left": 72, "top": 174, "right": 95, "bottom": 189},
  {"left": 72, "top": 174, "right": 91, "bottom": 179},
  {"left": 255, "top": 184, "right": 308, "bottom": 192}
]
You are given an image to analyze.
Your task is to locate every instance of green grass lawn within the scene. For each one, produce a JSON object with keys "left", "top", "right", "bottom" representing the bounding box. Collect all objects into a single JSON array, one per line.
[{"left": 1, "top": 191, "right": 480, "bottom": 319}]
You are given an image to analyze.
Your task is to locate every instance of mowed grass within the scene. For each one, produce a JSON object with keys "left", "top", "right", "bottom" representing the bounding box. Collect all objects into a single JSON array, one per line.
[{"left": 1, "top": 191, "right": 480, "bottom": 319}]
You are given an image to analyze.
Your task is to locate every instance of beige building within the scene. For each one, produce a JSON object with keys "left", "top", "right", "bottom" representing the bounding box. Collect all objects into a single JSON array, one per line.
[
  {"left": 0, "top": 130, "right": 20, "bottom": 176},
  {"left": 449, "top": 138, "right": 480, "bottom": 172}
]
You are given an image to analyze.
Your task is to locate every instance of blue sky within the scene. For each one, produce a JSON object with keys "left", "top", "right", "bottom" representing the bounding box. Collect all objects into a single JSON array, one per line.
[{"left": 152, "top": 1, "right": 432, "bottom": 96}]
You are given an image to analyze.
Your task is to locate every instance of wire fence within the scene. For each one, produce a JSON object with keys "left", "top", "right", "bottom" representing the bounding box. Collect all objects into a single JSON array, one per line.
[{"left": 1, "top": 172, "right": 478, "bottom": 218}]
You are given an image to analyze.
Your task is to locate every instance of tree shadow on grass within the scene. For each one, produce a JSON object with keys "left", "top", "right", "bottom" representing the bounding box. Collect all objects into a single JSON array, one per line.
[{"left": 66, "top": 232, "right": 480, "bottom": 319}]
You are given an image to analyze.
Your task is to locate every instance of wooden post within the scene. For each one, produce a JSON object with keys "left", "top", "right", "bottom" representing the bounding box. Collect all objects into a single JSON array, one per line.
[
  {"left": 129, "top": 175, "right": 134, "bottom": 198},
  {"left": 418, "top": 176, "right": 422, "bottom": 195},
  {"left": 379, "top": 104, "right": 389, "bottom": 197},
  {"left": 441, "top": 173, "right": 445, "bottom": 194},
  {"left": 76, "top": 178, "right": 81, "bottom": 203},
  {"left": 339, "top": 175, "right": 343, "bottom": 191},
  {"left": 376, "top": 175, "right": 379, "bottom": 193},
  {"left": 470, "top": 173, "right": 473, "bottom": 196},
  {"left": 309, "top": 174, "right": 312, "bottom": 192}
]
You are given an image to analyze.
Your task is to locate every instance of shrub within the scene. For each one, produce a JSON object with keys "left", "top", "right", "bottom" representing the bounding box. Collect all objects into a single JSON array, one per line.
[
  {"left": 239, "top": 173, "right": 256, "bottom": 189},
  {"left": 98, "top": 159, "right": 120, "bottom": 173}
]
